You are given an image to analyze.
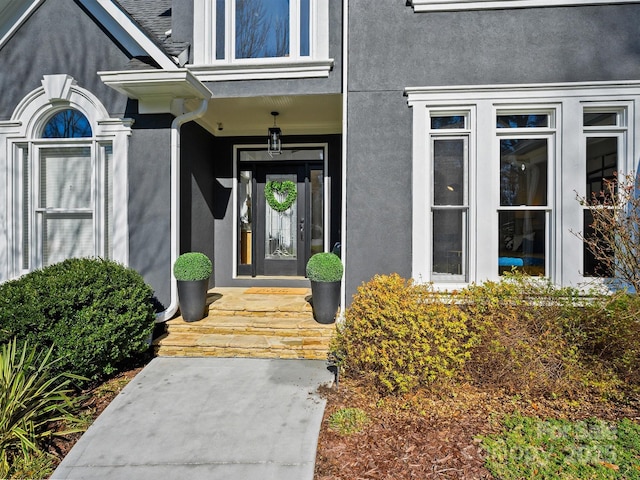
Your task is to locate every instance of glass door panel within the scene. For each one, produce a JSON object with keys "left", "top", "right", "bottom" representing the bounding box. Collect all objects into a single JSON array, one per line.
[
  {"left": 264, "top": 173, "right": 298, "bottom": 260},
  {"left": 255, "top": 165, "right": 306, "bottom": 276},
  {"left": 310, "top": 169, "right": 324, "bottom": 255}
]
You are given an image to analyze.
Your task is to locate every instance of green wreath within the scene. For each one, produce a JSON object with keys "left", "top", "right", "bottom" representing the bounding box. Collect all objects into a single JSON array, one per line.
[{"left": 265, "top": 180, "right": 297, "bottom": 212}]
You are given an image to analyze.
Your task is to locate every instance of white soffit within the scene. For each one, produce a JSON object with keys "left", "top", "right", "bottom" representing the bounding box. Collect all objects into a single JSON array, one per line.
[{"left": 198, "top": 94, "right": 343, "bottom": 137}]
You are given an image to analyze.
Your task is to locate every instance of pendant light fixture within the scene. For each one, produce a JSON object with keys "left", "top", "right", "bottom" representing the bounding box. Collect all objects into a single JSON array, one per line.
[{"left": 267, "top": 111, "right": 282, "bottom": 155}]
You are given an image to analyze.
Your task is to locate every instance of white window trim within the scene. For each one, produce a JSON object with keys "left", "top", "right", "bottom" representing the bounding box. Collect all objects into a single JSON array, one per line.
[
  {"left": 192, "top": 0, "right": 333, "bottom": 81},
  {"left": 406, "top": 80, "right": 640, "bottom": 289},
  {"left": 408, "top": 0, "right": 640, "bottom": 12},
  {"left": 0, "top": 74, "right": 132, "bottom": 281}
]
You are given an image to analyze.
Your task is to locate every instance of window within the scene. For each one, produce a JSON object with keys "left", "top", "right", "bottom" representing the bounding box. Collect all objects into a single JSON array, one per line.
[
  {"left": 431, "top": 114, "right": 469, "bottom": 281},
  {"left": 408, "top": 0, "right": 640, "bottom": 12},
  {"left": 582, "top": 107, "right": 625, "bottom": 277},
  {"left": 193, "top": 0, "right": 332, "bottom": 80},
  {"left": 0, "top": 75, "right": 130, "bottom": 281},
  {"left": 407, "top": 82, "right": 639, "bottom": 288},
  {"left": 497, "top": 111, "right": 553, "bottom": 276}
]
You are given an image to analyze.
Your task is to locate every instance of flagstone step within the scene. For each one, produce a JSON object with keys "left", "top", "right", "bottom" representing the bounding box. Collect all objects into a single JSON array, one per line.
[
  {"left": 153, "top": 287, "right": 336, "bottom": 360},
  {"left": 164, "top": 315, "right": 335, "bottom": 338},
  {"left": 154, "top": 332, "right": 332, "bottom": 360}
]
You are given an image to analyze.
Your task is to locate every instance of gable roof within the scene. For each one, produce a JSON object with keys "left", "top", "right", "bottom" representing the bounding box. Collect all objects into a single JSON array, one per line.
[
  {"left": 113, "top": 0, "right": 190, "bottom": 62},
  {"left": 0, "top": 0, "right": 183, "bottom": 70}
]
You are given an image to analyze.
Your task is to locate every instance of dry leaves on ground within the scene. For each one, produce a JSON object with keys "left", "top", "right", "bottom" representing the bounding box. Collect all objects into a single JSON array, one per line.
[{"left": 314, "top": 378, "right": 640, "bottom": 480}]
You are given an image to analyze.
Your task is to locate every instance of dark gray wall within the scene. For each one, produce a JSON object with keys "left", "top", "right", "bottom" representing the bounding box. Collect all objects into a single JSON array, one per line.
[
  {"left": 180, "top": 121, "right": 216, "bottom": 287},
  {"left": 125, "top": 109, "right": 174, "bottom": 309},
  {"left": 212, "top": 134, "right": 342, "bottom": 287},
  {"left": 345, "top": 1, "right": 640, "bottom": 299},
  {"left": 172, "top": 0, "right": 343, "bottom": 97},
  {"left": 0, "top": 0, "right": 175, "bottom": 309}
]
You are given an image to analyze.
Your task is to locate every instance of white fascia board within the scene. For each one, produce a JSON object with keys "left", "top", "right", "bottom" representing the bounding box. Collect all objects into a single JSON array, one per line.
[
  {"left": 0, "top": 0, "right": 44, "bottom": 49},
  {"left": 409, "top": 0, "right": 640, "bottom": 12},
  {"left": 79, "top": 0, "right": 178, "bottom": 71},
  {"left": 99, "top": 69, "right": 213, "bottom": 113},
  {"left": 405, "top": 80, "right": 640, "bottom": 104}
]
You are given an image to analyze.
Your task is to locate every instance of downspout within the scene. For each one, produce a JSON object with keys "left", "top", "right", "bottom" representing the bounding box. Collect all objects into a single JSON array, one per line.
[
  {"left": 156, "top": 98, "right": 209, "bottom": 322},
  {"left": 340, "top": 0, "right": 349, "bottom": 320}
]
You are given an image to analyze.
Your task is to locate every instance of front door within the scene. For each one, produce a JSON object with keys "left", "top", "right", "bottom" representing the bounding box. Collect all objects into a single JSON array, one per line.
[
  {"left": 238, "top": 155, "right": 325, "bottom": 277},
  {"left": 255, "top": 165, "right": 307, "bottom": 276}
]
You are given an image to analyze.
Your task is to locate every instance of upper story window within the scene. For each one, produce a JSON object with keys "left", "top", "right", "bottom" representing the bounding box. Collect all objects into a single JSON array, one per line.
[
  {"left": 408, "top": 0, "right": 640, "bottom": 12},
  {"left": 193, "top": 0, "right": 333, "bottom": 81}
]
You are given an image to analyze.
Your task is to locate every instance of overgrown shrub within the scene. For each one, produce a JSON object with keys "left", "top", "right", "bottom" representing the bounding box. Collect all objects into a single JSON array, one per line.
[
  {"left": 334, "top": 272, "right": 640, "bottom": 397},
  {"left": 577, "top": 291, "right": 640, "bottom": 384},
  {"left": 0, "top": 339, "right": 84, "bottom": 478},
  {"left": 0, "top": 258, "right": 156, "bottom": 382},
  {"left": 460, "top": 275, "right": 588, "bottom": 396},
  {"left": 332, "top": 274, "right": 475, "bottom": 394}
]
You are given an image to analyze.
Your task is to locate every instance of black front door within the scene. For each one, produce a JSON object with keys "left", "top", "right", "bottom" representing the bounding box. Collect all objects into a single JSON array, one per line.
[{"left": 255, "top": 165, "right": 307, "bottom": 276}]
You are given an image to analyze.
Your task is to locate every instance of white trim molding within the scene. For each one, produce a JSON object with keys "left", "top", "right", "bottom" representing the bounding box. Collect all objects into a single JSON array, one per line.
[
  {"left": 408, "top": 0, "right": 640, "bottom": 12},
  {"left": 0, "top": 74, "right": 132, "bottom": 282},
  {"left": 190, "top": 59, "right": 334, "bottom": 82},
  {"left": 99, "top": 69, "right": 213, "bottom": 114}
]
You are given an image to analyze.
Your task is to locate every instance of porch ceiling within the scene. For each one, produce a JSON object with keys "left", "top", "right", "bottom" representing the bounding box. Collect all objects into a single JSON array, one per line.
[{"left": 186, "top": 94, "right": 342, "bottom": 138}]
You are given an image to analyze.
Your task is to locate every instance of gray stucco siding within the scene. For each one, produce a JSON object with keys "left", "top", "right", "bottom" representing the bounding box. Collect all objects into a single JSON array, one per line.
[
  {"left": 126, "top": 114, "right": 174, "bottom": 309},
  {"left": 0, "top": 0, "right": 131, "bottom": 120},
  {"left": 348, "top": 3, "right": 640, "bottom": 91},
  {"left": 180, "top": 121, "right": 216, "bottom": 288},
  {"left": 345, "top": 91, "right": 412, "bottom": 299}
]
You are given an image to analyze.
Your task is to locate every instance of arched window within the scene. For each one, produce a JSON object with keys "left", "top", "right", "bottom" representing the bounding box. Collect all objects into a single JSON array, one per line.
[
  {"left": 42, "top": 109, "right": 92, "bottom": 138},
  {"left": 0, "top": 75, "right": 131, "bottom": 280}
]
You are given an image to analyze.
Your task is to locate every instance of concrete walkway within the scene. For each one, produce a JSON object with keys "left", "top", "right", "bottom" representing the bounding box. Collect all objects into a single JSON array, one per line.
[{"left": 52, "top": 357, "right": 333, "bottom": 480}]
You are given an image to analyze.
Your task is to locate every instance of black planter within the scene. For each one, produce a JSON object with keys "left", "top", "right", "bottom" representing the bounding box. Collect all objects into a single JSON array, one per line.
[
  {"left": 310, "top": 280, "right": 341, "bottom": 324},
  {"left": 177, "top": 278, "right": 209, "bottom": 322}
]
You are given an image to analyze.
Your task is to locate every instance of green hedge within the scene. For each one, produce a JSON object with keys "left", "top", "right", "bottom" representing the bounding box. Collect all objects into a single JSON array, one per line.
[{"left": 0, "top": 258, "right": 156, "bottom": 383}]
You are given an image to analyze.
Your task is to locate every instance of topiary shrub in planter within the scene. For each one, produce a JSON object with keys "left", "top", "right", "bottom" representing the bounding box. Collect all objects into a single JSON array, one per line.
[
  {"left": 306, "top": 252, "right": 343, "bottom": 324},
  {"left": 173, "top": 252, "right": 213, "bottom": 322},
  {"left": 0, "top": 258, "right": 156, "bottom": 384}
]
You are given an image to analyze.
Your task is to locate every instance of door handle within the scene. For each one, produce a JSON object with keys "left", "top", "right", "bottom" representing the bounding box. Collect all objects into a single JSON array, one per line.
[{"left": 299, "top": 218, "right": 305, "bottom": 241}]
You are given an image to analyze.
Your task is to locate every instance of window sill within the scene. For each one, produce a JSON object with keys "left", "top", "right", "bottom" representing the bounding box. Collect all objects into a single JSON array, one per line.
[
  {"left": 189, "top": 59, "right": 334, "bottom": 82},
  {"left": 408, "top": 0, "right": 640, "bottom": 11}
]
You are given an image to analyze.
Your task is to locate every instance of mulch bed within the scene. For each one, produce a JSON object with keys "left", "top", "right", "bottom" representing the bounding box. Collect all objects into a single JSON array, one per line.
[{"left": 314, "top": 378, "right": 640, "bottom": 479}]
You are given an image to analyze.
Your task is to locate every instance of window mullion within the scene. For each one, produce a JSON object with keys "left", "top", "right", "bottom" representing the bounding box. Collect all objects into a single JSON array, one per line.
[{"left": 290, "top": 0, "right": 300, "bottom": 59}]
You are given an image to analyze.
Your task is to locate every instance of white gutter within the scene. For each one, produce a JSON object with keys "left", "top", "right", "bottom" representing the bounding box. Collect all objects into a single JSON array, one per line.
[
  {"left": 156, "top": 99, "right": 210, "bottom": 322},
  {"left": 340, "top": 0, "right": 349, "bottom": 320}
]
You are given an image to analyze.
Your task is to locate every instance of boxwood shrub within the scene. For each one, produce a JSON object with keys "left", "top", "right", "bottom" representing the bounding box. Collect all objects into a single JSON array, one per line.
[{"left": 0, "top": 258, "right": 156, "bottom": 383}]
